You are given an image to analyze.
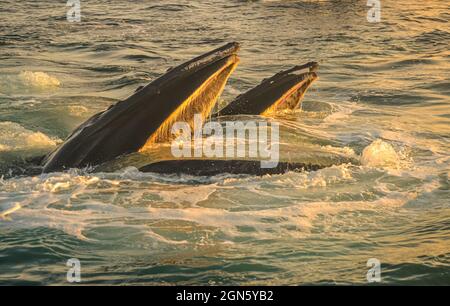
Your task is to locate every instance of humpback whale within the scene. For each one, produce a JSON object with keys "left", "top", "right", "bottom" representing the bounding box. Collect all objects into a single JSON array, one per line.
[
  {"left": 215, "top": 61, "right": 318, "bottom": 116},
  {"left": 135, "top": 62, "right": 322, "bottom": 176},
  {"left": 3, "top": 43, "right": 324, "bottom": 177},
  {"left": 42, "top": 43, "right": 240, "bottom": 173},
  {"left": 134, "top": 62, "right": 322, "bottom": 176}
]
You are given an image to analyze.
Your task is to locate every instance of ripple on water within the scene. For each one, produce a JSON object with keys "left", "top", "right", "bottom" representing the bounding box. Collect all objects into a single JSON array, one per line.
[{"left": 0, "top": 0, "right": 449, "bottom": 285}]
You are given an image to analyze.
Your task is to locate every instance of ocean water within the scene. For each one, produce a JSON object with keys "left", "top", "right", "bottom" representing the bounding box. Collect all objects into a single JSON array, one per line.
[{"left": 0, "top": 0, "right": 449, "bottom": 285}]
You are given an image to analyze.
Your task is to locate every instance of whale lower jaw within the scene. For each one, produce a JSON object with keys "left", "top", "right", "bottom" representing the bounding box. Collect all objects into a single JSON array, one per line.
[
  {"left": 140, "top": 55, "right": 240, "bottom": 147},
  {"left": 215, "top": 62, "right": 319, "bottom": 117},
  {"left": 262, "top": 74, "right": 317, "bottom": 115},
  {"left": 41, "top": 43, "right": 241, "bottom": 173},
  {"left": 139, "top": 159, "right": 326, "bottom": 176}
]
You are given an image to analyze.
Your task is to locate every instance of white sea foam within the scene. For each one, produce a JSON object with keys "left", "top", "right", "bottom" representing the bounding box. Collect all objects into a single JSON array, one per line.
[
  {"left": 158, "top": 184, "right": 217, "bottom": 205},
  {"left": 18, "top": 71, "right": 61, "bottom": 88},
  {"left": 320, "top": 144, "right": 358, "bottom": 160},
  {"left": 360, "top": 139, "right": 400, "bottom": 168},
  {"left": 68, "top": 105, "right": 89, "bottom": 117},
  {"left": 0, "top": 160, "right": 439, "bottom": 245},
  {"left": 220, "top": 163, "right": 354, "bottom": 190},
  {"left": 146, "top": 194, "right": 412, "bottom": 240},
  {"left": 0, "top": 122, "right": 60, "bottom": 159},
  {"left": 321, "top": 102, "right": 360, "bottom": 126}
]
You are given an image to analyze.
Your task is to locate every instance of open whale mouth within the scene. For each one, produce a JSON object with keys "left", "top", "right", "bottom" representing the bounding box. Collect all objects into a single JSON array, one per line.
[
  {"left": 142, "top": 46, "right": 240, "bottom": 146},
  {"left": 261, "top": 62, "right": 318, "bottom": 115},
  {"left": 217, "top": 62, "right": 318, "bottom": 116},
  {"left": 42, "top": 43, "right": 240, "bottom": 172}
]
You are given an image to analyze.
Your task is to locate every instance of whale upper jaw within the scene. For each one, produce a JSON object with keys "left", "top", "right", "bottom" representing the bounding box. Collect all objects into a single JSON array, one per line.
[
  {"left": 216, "top": 62, "right": 319, "bottom": 116},
  {"left": 42, "top": 43, "right": 240, "bottom": 173}
]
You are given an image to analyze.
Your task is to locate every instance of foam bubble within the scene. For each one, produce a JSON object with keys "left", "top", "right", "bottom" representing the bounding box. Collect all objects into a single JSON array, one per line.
[
  {"left": 361, "top": 139, "right": 400, "bottom": 168},
  {"left": 18, "top": 71, "right": 61, "bottom": 88},
  {"left": 0, "top": 122, "right": 60, "bottom": 158},
  {"left": 320, "top": 145, "right": 358, "bottom": 159},
  {"left": 68, "top": 105, "right": 89, "bottom": 117},
  {"left": 158, "top": 184, "right": 217, "bottom": 205}
]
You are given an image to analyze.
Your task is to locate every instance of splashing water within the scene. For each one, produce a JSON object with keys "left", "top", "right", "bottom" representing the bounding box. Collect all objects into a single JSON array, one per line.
[
  {"left": 361, "top": 139, "right": 400, "bottom": 168},
  {"left": 0, "top": 0, "right": 449, "bottom": 286},
  {"left": 0, "top": 122, "right": 60, "bottom": 159},
  {"left": 18, "top": 71, "right": 60, "bottom": 88}
]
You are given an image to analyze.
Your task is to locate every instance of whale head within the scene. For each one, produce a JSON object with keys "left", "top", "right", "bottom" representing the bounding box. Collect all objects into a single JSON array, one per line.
[
  {"left": 42, "top": 42, "right": 240, "bottom": 172},
  {"left": 217, "top": 62, "right": 318, "bottom": 116}
]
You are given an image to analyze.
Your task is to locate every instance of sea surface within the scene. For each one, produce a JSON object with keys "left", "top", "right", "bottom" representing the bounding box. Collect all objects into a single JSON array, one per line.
[{"left": 0, "top": 0, "right": 449, "bottom": 285}]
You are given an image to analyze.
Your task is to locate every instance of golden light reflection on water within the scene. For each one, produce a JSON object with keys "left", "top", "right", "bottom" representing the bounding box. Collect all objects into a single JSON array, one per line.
[{"left": 0, "top": 0, "right": 449, "bottom": 285}]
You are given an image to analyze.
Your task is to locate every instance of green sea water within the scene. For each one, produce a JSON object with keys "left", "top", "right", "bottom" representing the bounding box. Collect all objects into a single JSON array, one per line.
[{"left": 0, "top": 0, "right": 449, "bottom": 285}]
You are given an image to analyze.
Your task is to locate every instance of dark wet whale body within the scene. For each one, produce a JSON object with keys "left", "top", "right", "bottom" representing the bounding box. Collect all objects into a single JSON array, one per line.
[
  {"left": 42, "top": 43, "right": 240, "bottom": 173},
  {"left": 140, "top": 160, "right": 325, "bottom": 176},
  {"left": 8, "top": 43, "right": 321, "bottom": 177},
  {"left": 138, "top": 62, "right": 322, "bottom": 176},
  {"left": 215, "top": 61, "right": 318, "bottom": 117}
]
